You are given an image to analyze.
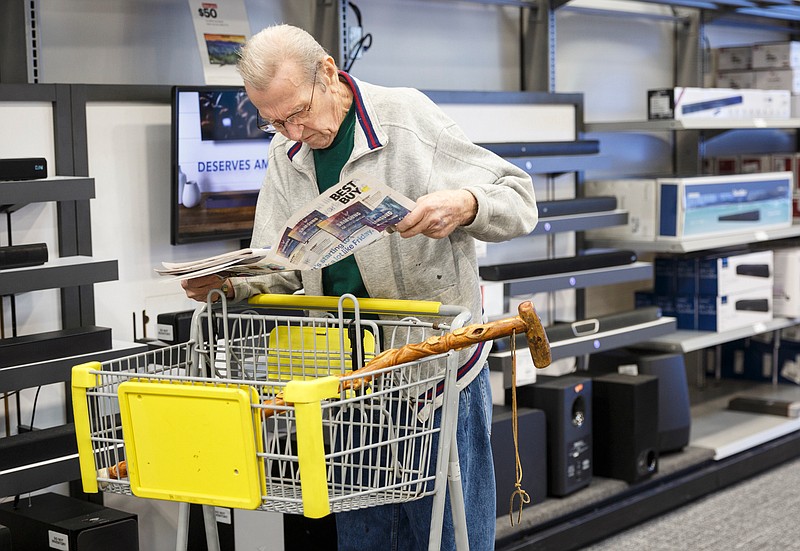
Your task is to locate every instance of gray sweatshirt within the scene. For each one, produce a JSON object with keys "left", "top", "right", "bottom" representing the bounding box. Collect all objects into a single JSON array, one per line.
[{"left": 231, "top": 72, "right": 538, "bottom": 397}]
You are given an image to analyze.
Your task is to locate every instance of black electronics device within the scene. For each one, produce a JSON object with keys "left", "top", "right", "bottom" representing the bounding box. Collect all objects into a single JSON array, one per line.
[
  {"left": 728, "top": 396, "right": 800, "bottom": 418},
  {"left": 0, "top": 243, "right": 48, "bottom": 270},
  {"left": 491, "top": 405, "right": 547, "bottom": 516},
  {"left": 0, "top": 523, "right": 10, "bottom": 550},
  {"left": 537, "top": 196, "right": 617, "bottom": 218},
  {"left": 0, "top": 492, "right": 138, "bottom": 551},
  {"left": 477, "top": 140, "right": 600, "bottom": 158},
  {"left": 513, "top": 376, "right": 592, "bottom": 497},
  {"left": 479, "top": 250, "right": 637, "bottom": 281},
  {"left": 0, "top": 157, "right": 47, "bottom": 181},
  {"left": 0, "top": 326, "right": 112, "bottom": 368},
  {"left": 588, "top": 349, "right": 691, "bottom": 453},
  {"left": 156, "top": 309, "right": 195, "bottom": 344},
  {"left": 592, "top": 373, "right": 659, "bottom": 483}
]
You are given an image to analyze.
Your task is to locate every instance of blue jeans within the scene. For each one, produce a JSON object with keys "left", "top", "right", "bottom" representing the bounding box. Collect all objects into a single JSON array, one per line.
[{"left": 335, "top": 365, "right": 496, "bottom": 551}]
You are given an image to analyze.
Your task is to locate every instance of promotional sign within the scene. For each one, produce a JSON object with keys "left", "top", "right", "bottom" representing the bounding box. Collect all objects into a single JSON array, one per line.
[{"left": 188, "top": 0, "right": 251, "bottom": 85}]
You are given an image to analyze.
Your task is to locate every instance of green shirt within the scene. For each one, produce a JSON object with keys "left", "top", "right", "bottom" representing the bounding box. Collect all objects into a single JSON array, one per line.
[{"left": 313, "top": 103, "right": 369, "bottom": 298}]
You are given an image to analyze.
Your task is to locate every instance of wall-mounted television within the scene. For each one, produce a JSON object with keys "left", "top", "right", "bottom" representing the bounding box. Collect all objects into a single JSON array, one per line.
[{"left": 170, "top": 85, "right": 273, "bottom": 245}]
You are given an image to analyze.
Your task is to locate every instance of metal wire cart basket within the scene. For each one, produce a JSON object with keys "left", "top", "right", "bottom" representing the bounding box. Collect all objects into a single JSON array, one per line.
[{"left": 71, "top": 293, "right": 481, "bottom": 551}]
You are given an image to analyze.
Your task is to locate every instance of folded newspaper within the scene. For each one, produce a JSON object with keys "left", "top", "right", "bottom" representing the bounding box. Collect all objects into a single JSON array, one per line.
[{"left": 156, "top": 171, "right": 416, "bottom": 280}]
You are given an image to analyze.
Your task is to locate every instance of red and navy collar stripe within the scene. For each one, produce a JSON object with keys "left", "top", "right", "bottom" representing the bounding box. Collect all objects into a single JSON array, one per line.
[
  {"left": 338, "top": 71, "right": 383, "bottom": 151},
  {"left": 287, "top": 141, "right": 302, "bottom": 161},
  {"left": 286, "top": 71, "right": 381, "bottom": 161}
]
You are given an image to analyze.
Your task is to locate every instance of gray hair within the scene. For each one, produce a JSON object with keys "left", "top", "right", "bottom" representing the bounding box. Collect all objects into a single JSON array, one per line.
[{"left": 237, "top": 24, "right": 328, "bottom": 91}]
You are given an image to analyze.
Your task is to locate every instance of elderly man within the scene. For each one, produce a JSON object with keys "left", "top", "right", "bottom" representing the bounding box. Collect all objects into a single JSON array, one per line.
[{"left": 183, "top": 23, "right": 538, "bottom": 551}]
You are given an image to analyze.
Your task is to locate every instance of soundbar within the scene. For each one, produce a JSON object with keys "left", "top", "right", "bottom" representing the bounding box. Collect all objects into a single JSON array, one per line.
[
  {"left": 0, "top": 157, "right": 47, "bottom": 181},
  {"left": 477, "top": 140, "right": 600, "bottom": 158},
  {"left": 493, "top": 306, "right": 663, "bottom": 351},
  {"left": 479, "top": 250, "right": 638, "bottom": 281},
  {"left": 0, "top": 326, "right": 112, "bottom": 368},
  {"left": 0, "top": 243, "right": 48, "bottom": 270},
  {"left": 538, "top": 196, "right": 618, "bottom": 218}
]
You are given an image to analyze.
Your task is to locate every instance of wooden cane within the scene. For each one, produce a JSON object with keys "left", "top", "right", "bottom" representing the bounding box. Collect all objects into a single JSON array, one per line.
[{"left": 261, "top": 300, "right": 550, "bottom": 416}]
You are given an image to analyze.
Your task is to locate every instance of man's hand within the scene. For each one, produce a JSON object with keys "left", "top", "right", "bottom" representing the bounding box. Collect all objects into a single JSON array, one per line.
[
  {"left": 395, "top": 189, "right": 477, "bottom": 239},
  {"left": 181, "top": 274, "right": 231, "bottom": 302}
]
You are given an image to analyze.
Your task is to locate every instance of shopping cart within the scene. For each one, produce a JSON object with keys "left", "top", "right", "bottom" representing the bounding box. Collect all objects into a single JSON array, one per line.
[{"left": 71, "top": 293, "right": 503, "bottom": 551}]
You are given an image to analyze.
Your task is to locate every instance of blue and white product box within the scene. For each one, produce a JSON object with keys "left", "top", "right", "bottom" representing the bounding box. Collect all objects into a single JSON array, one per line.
[
  {"left": 697, "top": 286, "right": 774, "bottom": 332},
  {"left": 634, "top": 290, "right": 656, "bottom": 309},
  {"left": 773, "top": 247, "right": 800, "bottom": 318},
  {"left": 647, "top": 87, "right": 791, "bottom": 120},
  {"left": 698, "top": 250, "right": 774, "bottom": 296},
  {"left": 653, "top": 256, "right": 677, "bottom": 295},
  {"left": 677, "top": 257, "right": 699, "bottom": 294},
  {"left": 675, "top": 295, "right": 698, "bottom": 330},
  {"left": 586, "top": 172, "right": 794, "bottom": 242}
]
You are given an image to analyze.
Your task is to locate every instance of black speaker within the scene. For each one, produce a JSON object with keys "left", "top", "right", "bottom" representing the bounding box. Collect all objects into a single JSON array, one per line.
[
  {"left": 0, "top": 157, "right": 47, "bottom": 181},
  {"left": 588, "top": 349, "right": 691, "bottom": 453},
  {"left": 491, "top": 406, "right": 547, "bottom": 517},
  {"left": 592, "top": 373, "right": 659, "bottom": 484},
  {"left": 0, "top": 492, "right": 138, "bottom": 551},
  {"left": 0, "top": 243, "right": 48, "bottom": 270},
  {"left": 512, "top": 376, "right": 592, "bottom": 497}
]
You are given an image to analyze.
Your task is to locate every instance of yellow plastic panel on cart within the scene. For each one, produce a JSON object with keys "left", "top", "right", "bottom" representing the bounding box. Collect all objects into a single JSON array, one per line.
[{"left": 117, "top": 380, "right": 264, "bottom": 509}]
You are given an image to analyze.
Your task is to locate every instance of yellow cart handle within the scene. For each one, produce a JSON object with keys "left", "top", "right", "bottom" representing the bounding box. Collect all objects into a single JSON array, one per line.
[
  {"left": 71, "top": 362, "right": 103, "bottom": 494},
  {"left": 283, "top": 376, "right": 341, "bottom": 519},
  {"left": 248, "top": 294, "right": 448, "bottom": 317}
]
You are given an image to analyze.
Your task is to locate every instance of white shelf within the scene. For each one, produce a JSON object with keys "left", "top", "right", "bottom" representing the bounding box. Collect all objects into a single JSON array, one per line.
[
  {"left": 641, "top": 316, "right": 800, "bottom": 353},
  {"left": 586, "top": 221, "right": 800, "bottom": 253},
  {"left": 501, "top": 260, "right": 652, "bottom": 295},
  {"left": 585, "top": 118, "right": 800, "bottom": 132}
]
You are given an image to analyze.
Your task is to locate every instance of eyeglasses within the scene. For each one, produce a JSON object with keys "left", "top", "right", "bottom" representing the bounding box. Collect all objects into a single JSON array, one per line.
[{"left": 256, "top": 68, "right": 317, "bottom": 134}]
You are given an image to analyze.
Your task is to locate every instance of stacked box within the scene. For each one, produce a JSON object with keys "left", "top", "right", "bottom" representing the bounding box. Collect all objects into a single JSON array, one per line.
[
  {"left": 648, "top": 251, "right": 774, "bottom": 331},
  {"left": 717, "top": 46, "right": 753, "bottom": 72},
  {"left": 752, "top": 41, "right": 800, "bottom": 70}
]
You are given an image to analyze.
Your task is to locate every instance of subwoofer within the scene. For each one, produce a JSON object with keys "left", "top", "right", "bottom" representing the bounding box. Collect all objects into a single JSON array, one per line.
[
  {"left": 0, "top": 492, "right": 138, "bottom": 551},
  {"left": 491, "top": 405, "right": 547, "bottom": 516},
  {"left": 512, "top": 376, "right": 592, "bottom": 497},
  {"left": 591, "top": 373, "right": 659, "bottom": 484},
  {"left": 588, "top": 349, "right": 690, "bottom": 453}
]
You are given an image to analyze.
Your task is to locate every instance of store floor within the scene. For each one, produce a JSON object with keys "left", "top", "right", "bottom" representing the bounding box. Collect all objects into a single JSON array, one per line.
[{"left": 582, "top": 454, "right": 800, "bottom": 550}]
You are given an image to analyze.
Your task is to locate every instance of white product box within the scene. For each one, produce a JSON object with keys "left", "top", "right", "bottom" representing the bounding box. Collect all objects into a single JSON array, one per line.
[
  {"left": 717, "top": 46, "right": 752, "bottom": 72},
  {"left": 754, "top": 69, "right": 800, "bottom": 93},
  {"left": 648, "top": 87, "right": 791, "bottom": 120},
  {"left": 772, "top": 153, "right": 800, "bottom": 194},
  {"left": 752, "top": 41, "right": 800, "bottom": 69},
  {"left": 586, "top": 172, "right": 794, "bottom": 242},
  {"left": 715, "top": 70, "right": 756, "bottom": 90},
  {"left": 698, "top": 285, "right": 773, "bottom": 332},
  {"left": 773, "top": 248, "right": 800, "bottom": 318},
  {"left": 698, "top": 249, "right": 774, "bottom": 297}
]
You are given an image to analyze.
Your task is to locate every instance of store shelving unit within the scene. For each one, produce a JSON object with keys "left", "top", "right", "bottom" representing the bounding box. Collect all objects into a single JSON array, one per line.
[{"left": 0, "top": 86, "right": 147, "bottom": 498}]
